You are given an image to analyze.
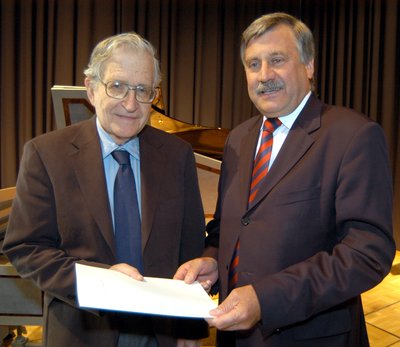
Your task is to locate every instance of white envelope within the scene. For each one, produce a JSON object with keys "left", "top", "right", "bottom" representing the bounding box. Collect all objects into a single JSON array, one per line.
[{"left": 75, "top": 263, "right": 217, "bottom": 318}]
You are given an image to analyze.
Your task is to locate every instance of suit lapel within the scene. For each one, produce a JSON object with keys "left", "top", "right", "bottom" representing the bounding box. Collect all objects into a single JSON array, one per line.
[
  {"left": 239, "top": 117, "right": 263, "bottom": 213},
  {"left": 138, "top": 126, "right": 166, "bottom": 251},
  {"left": 248, "top": 94, "right": 322, "bottom": 210},
  {"left": 69, "top": 117, "right": 116, "bottom": 255}
]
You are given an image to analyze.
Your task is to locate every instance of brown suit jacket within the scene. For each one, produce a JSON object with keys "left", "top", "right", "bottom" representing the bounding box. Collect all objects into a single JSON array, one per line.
[
  {"left": 3, "top": 116, "right": 207, "bottom": 346},
  {"left": 205, "top": 93, "right": 395, "bottom": 347}
]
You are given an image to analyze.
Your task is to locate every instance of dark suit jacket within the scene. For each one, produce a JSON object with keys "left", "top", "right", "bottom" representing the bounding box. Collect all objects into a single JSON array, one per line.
[
  {"left": 204, "top": 93, "right": 395, "bottom": 347},
  {"left": 3, "top": 116, "right": 207, "bottom": 347}
]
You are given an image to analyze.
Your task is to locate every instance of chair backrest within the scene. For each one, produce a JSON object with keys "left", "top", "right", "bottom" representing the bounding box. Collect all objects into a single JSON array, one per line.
[
  {"left": 0, "top": 186, "right": 44, "bottom": 331},
  {"left": 0, "top": 187, "right": 16, "bottom": 249}
]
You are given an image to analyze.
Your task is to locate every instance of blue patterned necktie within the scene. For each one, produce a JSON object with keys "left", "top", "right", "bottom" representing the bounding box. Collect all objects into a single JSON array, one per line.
[{"left": 112, "top": 150, "right": 143, "bottom": 273}]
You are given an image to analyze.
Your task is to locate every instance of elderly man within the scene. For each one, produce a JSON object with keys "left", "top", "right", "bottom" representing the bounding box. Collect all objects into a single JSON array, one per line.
[{"left": 3, "top": 32, "right": 207, "bottom": 347}]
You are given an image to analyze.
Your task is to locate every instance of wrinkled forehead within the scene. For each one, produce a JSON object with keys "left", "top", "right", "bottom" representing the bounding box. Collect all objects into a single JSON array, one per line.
[
  {"left": 244, "top": 25, "right": 299, "bottom": 58},
  {"left": 242, "top": 23, "right": 302, "bottom": 61}
]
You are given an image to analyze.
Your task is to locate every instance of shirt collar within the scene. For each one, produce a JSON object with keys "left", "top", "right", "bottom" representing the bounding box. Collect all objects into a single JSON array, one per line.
[
  {"left": 96, "top": 117, "right": 140, "bottom": 160},
  {"left": 264, "top": 91, "right": 312, "bottom": 130}
]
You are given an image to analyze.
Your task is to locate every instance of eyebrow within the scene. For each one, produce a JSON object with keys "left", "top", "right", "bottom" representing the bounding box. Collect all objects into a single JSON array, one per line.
[{"left": 246, "top": 49, "right": 288, "bottom": 61}]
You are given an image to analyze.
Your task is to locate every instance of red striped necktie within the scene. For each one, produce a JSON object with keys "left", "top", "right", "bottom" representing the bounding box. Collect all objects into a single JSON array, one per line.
[
  {"left": 228, "top": 117, "right": 282, "bottom": 290},
  {"left": 248, "top": 117, "right": 282, "bottom": 207}
]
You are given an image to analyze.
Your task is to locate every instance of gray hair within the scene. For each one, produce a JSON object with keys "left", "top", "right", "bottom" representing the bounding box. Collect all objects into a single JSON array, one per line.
[
  {"left": 240, "top": 12, "right": 315, "bottom": 66},
  {"left": 84, "top": 32, "right": 161, "bottom": 87}
]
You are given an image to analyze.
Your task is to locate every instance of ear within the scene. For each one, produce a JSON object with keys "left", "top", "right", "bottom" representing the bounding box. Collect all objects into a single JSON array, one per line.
[
  {"left": 305, "top": 59, "right": 314, "bottom": 80},
  {"left": 85, "top": 78, "right": 96, "bottom": 106}
]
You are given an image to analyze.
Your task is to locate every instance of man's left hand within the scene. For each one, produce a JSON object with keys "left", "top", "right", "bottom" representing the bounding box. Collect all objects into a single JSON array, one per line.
[{"left": 207, "top": 285, "right": 261, "bottom": 330}]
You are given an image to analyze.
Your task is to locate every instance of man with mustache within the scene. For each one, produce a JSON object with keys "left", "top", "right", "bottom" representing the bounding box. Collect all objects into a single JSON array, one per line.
[{"left": 175, "top": 12, "right": 395, "bottom": 347}]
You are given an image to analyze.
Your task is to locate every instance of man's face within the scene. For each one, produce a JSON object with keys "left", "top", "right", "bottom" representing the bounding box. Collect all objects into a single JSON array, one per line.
[
  {"left": 244, "top": 24, "right": 314, "bottom": 118},
  {"left": 86, "top": 47, "right": 154, "bottom": 144}
]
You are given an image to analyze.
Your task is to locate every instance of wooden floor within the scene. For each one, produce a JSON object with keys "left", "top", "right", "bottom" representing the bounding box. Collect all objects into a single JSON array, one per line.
[
  {"left": 4, "top": 252, "right": 400, "bottom": 347},
  {"left": 363, "top": 250, "right": 400, "bottom": 347}
]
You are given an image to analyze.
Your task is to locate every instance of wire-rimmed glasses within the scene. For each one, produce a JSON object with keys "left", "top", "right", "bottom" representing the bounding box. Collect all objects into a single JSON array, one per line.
[{"left": 102, "top": 80, "right": 158, "bottom": 104}]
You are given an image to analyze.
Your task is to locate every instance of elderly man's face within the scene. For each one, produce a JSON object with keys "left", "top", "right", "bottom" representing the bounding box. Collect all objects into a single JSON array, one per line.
[
  {"left": 85, "top": 47, "right": 154, "bottom": 144},
  {"left": 244, "top": 24, "right": 314, "bottom": 118}
]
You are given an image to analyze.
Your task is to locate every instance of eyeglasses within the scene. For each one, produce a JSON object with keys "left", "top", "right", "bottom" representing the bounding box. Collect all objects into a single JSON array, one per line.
[{"left": 101, "top": 80, "right": 158, "bottom": 104}]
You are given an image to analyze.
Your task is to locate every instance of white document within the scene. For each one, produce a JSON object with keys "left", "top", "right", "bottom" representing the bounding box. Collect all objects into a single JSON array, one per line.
[{"left": 75, "top": 263, "right": 217, "bottom": 318}]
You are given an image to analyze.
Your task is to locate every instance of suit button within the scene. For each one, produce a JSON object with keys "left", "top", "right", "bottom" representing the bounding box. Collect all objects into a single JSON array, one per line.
[{"left": 241, "top": 217, "right": 250, "bottom": 226}]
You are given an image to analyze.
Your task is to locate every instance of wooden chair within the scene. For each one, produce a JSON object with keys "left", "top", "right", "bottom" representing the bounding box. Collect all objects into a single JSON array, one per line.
[{"left": 0, "top": 187, "right": 43, "bottom": 346}]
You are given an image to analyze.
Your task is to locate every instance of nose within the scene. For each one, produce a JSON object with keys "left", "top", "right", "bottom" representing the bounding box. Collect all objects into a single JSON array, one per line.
[
  {"left": 259, "top": 61, "right": 274, "bottom": 82},
  {"left": 121, "top": 90, "right": 138, "bottom": 112}
]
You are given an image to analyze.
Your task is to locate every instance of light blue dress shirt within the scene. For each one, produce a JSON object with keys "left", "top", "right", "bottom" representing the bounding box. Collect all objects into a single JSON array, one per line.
[{"left": 96, "top": 117, "right": 142, "bottom": 230}]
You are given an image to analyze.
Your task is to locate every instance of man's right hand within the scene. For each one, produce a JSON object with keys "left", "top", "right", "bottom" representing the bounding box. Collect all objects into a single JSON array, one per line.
[
  {"left": 110, "top": 263, "right": 144, "bottom": 281},
  {"left": 173, "top": 257, "right": 218, "bottom": 292}
]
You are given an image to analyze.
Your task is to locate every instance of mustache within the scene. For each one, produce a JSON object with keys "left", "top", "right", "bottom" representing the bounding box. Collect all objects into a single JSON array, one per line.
[{"left": 256, "top": 80, "right": 285, "bottom": 94}]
